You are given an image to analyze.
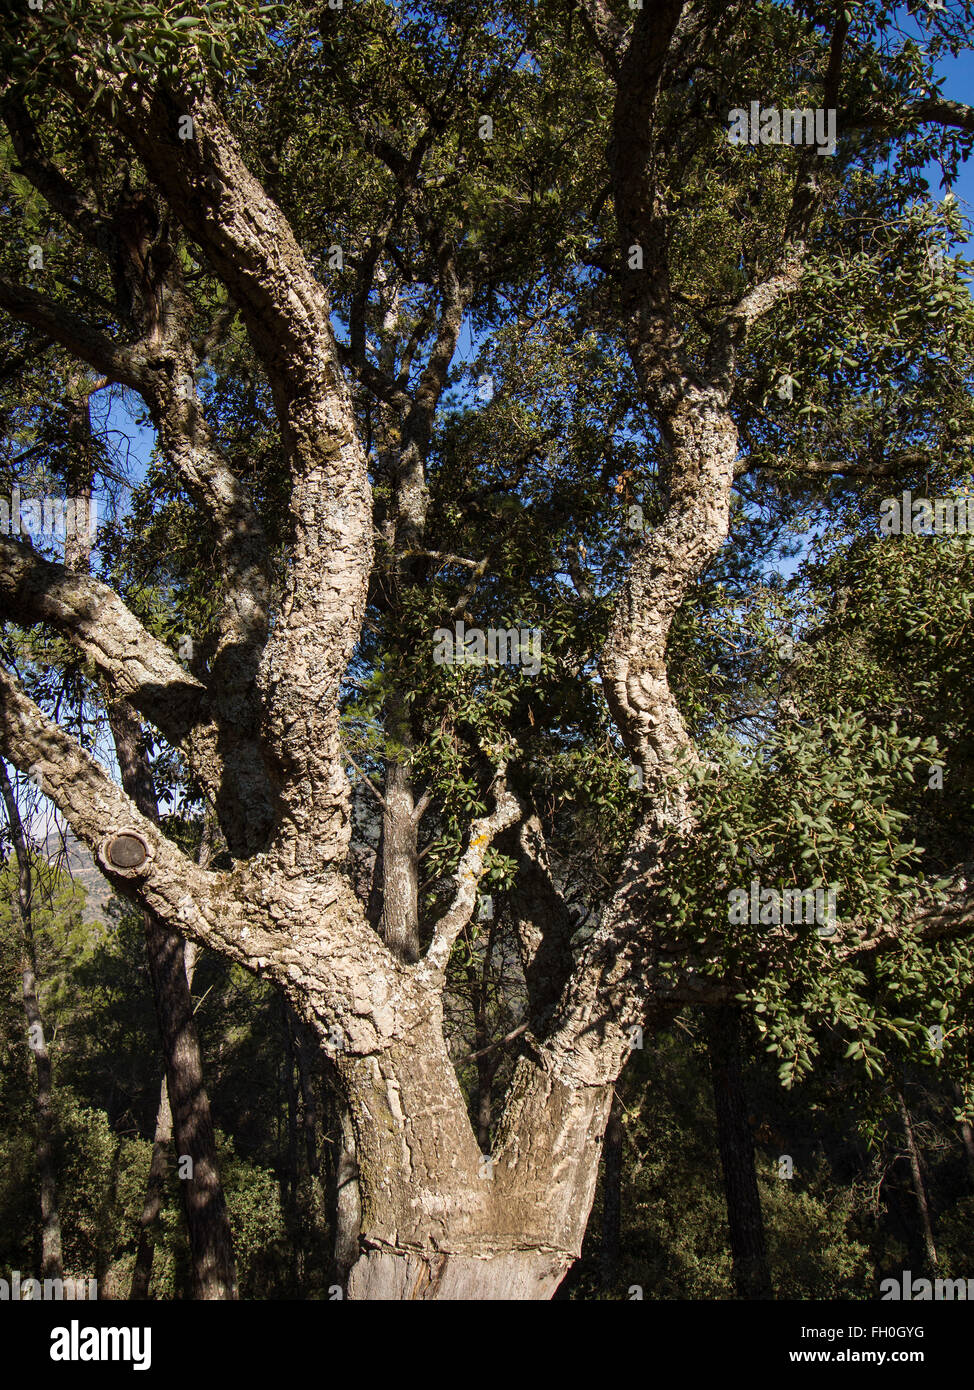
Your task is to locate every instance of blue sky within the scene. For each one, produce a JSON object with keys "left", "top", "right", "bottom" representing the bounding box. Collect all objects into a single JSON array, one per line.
[{"left": 924, "top": 45, "right": 974, "bottom": 252}]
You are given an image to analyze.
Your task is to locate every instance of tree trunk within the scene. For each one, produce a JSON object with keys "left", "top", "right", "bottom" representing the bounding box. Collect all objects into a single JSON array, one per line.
[
  {"left": 282, "top": 997, "right": 300, "bottom": 1215},
  {"left": 108, "top": 701, "right": 238, "bottom": 1300},
  {"left": 705, "top": 1005, "right": 773, "bottom": 1300},
  {"left": 130, "top": 940, "right": 200, "bottom": 1299},
  {"left": 142, "top": 903, "right": 238, "bottom": 1298},
  {"left": 293, "top": 1011, "right": 326, "bottom": 1217},
  {"left": 379, "top": 760, "right": 421, "bottom": 963},
  {"left": 94, "top": 1136, "right": 123, "bottom": 1294},
  {"left": 333, "top": 1099, "right": 361, "bottom": 1287},
  {"left": 952, "top": 1081, "right": 974, "bottom": 1186},
  {"left": 129, "top": 1078, "right": 173, "bottom": 1299},
  {"left": 897, "top": 1088, "right": 937, "bottom": 1272},
  {"left": 330, "top": 984, "right": 612, "bottom": 1300},
  {"left": 0, "top": 763, "right": 63, "bottom": 1281}
]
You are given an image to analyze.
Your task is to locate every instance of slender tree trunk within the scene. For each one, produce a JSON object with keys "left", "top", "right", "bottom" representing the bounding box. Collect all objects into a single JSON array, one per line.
[
  {"left": 293, "top": 1013, "right": 324, "bottom": 1198},
  {"left": 897, "top": 1088, "right": 937, "bottom": 1272},
  {"left": 600, "top": 1090, "right": 623, "bottom": 1290},
  {"left": 333, "top": 1100, "right": 361, "bottom": 1288},
  {"left": 379, "top": 759, "right": 421, "bottom": 963},
  {"left": 129, "top": 1078, "right": 173, "bottom": 1299},
  {"left": 958, "top": 1116, "right": 974, "bottom": 1182},
  {"left": 94, "top": 1136, "right": 122, "bottom": 1295},
  {"left": 282, "top": 998, "right": 300, "bottom": 1215},
  {"left": 951, "top": 1081, "right": 974, "bottom": 1186},
  {"left": 142, "top": 895, "right": 237, "bottom": 1299},
  {"left": 0, "top": 763, "right": 63, "bottom": 1282},
  {"left": 130, "top": 941, "right": 199, "bottom": 1299},
  {"left": 705, "top": 1005, "right": 773, "bottom": 1300},
  {"left": 108, "top": 701, "right": 237, "bottom": 1299},
  {"left": 466, "top": 920, "right": 497, "bottom": 1152}
]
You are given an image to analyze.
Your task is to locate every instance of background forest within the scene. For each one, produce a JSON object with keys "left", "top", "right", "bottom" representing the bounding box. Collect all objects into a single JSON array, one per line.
[{"left": 2, "top": 829, "right": 973, "bottom": 1299}]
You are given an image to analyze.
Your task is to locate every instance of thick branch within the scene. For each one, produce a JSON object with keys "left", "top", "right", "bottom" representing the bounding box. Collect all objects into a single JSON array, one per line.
[
  {"left": 0, "top": 537, "right": 205, "bottom": 741},
  {"left": 98, "top": 82, "right": 372, "bottom": 868},
  {"left": 907, "top": 97, "right": 974, "bottom": 134},
  {"left": 611, "top": 0, "right": 689, "bottom": 407},
  {"left": 737, "top": 455, "right": 907, "bottom": 479},
  {"left": 835, "top": 869, "right": 974, "bottom": 963},
  {"left": 0, "top": 661, "right": 237, "bottom": 949},
  {"left": 0, "top": 278, "right": 145, "bottom": 389}
]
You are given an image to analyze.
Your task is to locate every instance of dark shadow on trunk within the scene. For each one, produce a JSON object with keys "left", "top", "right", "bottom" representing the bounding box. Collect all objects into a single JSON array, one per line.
[
  {"left": 599, "top": 1089, "right": 623, "bottom": 1290},
  {"left": 130, "top": 1077, "right": 172, "bottom": 1299},
  {"left": 705, "top": 1004, "right": 773, "bottom": 1300},
  {"left": 897, "top": 1086, "right": 937, "bottom": 1274}
]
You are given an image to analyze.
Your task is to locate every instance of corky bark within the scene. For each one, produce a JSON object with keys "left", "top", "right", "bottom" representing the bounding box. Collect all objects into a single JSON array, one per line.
[
  {"left": 0, "top": 11, "right": 780, "bottom": 1300},
  {"left": 0, "top": 22, "right": 635, "bottom": 1301},
  {"left": 6, "top": 9, "right": 974, "bottom": 1301}
]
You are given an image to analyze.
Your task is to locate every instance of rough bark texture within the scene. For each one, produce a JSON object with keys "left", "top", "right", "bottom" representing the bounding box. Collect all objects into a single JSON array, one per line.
[{"left": 3, "top": 11, "right": 973, "bottom": 1301}]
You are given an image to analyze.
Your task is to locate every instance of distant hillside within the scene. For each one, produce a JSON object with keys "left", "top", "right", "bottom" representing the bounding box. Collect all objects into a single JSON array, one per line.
[{"left": 40, "top": 827, "right": 114, "bottom": 927}]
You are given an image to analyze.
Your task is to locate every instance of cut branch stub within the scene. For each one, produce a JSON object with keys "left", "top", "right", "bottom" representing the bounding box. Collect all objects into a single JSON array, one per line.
[{"left": 100, "top": 829, "right": 153, "bottom": 877}]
